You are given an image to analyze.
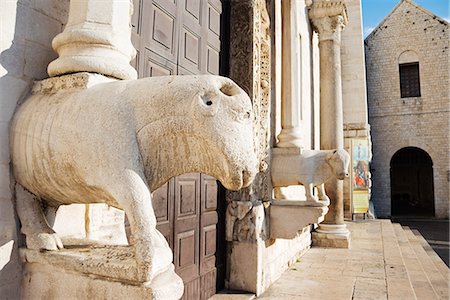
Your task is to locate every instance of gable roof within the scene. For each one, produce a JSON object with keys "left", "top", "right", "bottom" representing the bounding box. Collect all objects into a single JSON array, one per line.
[{"left": 365, "top": 0, "right": 449, "bottom": 41}]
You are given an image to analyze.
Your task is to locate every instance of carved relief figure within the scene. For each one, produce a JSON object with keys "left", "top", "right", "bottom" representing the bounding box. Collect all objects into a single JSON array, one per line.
[
  {"left": 226, "top": 201, "right": 266, "bottom": 242},
  {"left": 11, "top": 74, "right": 258, "bottom": 288},
  {"left": 271, "top": 149, "right": 350, "bottom": 206}
]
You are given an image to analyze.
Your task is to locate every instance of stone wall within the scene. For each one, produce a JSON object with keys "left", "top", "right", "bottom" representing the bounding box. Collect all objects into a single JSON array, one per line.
[
  {"left": 0, "top": 0, "right": 69, "bottom": 297},
  {"left": 365, "top": 0, "right": 449, "bottom": 218},
  {"left": 340, "top": 0, "right": 371, "bottom": 215}
]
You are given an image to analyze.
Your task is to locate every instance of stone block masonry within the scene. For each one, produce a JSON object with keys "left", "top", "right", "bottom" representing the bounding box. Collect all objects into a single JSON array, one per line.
[{"left": 365, "top": 0, "right": 449, "bottom": 218}]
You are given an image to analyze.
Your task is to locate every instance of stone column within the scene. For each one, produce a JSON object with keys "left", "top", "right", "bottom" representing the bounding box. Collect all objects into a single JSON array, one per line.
[
  {"left": 309, "top": 0, "right": 350, "bottom": 248},
  {"left": 276, "top": 0, "right": 304, "bottom": 148},
  {"left": 47, "top": 0, "right": 137, "bottom": 80},
  {"left": 227, "top": 0, "right": 271, "bottom": 294}
]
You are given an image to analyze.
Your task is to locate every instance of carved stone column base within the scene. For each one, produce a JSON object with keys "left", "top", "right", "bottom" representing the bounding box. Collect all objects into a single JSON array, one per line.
[
  {"left": 47, "top": 0, "right": 137, "bottom": 80},
  {"left": 48, "top": 49, "right": 137, "bottom": 81},
  {"left": 276, "top": 127, "right": 304, "bottom": 148},
  {"left": 312, "top": 224, "right": 350, "bottom": 248}
]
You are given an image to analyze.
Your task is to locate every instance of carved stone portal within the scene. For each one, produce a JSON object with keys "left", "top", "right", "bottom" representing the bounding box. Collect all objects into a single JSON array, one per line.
[{"left": 11, "top": 73, "right": 258, "bottom": 298}]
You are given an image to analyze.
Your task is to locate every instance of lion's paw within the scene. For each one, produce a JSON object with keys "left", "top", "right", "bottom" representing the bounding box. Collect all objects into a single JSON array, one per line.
[{"left": 26, "top": 232, "right": 63, "bottom": 251}]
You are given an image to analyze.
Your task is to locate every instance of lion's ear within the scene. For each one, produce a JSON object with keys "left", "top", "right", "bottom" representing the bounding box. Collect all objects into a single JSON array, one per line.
[{"left": 326, "top": 152, "right": 334, "bottom": 162}]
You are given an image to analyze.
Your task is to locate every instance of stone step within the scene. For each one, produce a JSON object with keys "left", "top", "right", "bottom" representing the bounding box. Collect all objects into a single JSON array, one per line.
[
  {"left": 402, "top": 226, "right": 449, "bottom": 299},
  {"left": 410, "top": 228, "right": 450, "bottom": 282},
  {"left": 393, "top": 223, "right": 439, "bottom": 300},
  {"left": 208, "top": 292, "right": 255, "bottom": 300},
  {"left": 380, "top": 221, "right": 417, "bottom": 300}
]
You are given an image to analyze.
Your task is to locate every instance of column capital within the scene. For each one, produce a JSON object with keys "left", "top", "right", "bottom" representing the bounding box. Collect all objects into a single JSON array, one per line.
[{"left": 308, "top": 0, "right": 348, "bottom": 42}]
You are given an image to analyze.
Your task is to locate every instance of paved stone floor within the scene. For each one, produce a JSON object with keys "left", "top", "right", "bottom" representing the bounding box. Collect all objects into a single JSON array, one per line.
[
  {"left": 392, "top": 218, "right": 449, "bottom": 267},
  {"left": 259, "top": 221, "right": 392, "bottom": 299},
  {"left": 212, "top": 219, "right": 449, "bottom": 300}
]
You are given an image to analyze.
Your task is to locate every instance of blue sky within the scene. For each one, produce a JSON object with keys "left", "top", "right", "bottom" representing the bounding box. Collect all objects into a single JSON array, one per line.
[{"left": 362, "top": 0, "right": 450, "bottom": 37}]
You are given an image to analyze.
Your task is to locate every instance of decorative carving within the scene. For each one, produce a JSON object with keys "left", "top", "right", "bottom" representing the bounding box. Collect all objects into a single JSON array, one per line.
[
  {"left": 271, "top": 149, "right": 350, "bottom": 206},
  {"left": 228, "top": 0, "right": 272, "bottom": 205},
  {"left": 11, "top": 73, "right": 258, "bottom": 296},
  {"left": 308, "top": 0, "right": 348, "bottom": 42},
  {"left": 226, "top": 201, "right": 253, "bottom": 241},
  {"left": 227, "top": 0, "right": 272, "bottom": 245},
  {"left": 310, "top": 15, "right": 346, "bottom": 42},
  {"left": 226, "top": 201, "right": 266, "bottom": 242}
]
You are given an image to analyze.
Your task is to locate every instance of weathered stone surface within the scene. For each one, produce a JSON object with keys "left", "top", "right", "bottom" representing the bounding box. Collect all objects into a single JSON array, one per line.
[
  {"left": 271, "top": 148, "right": 350, "bottom": 206},
  {"left": 366, "top": 0, "right": 449, "bottom": 218},
  {"left": 312, "top": 224, "right": 351, "bottom": 248},
  {"left": 22, "top": 256, "right": 182, "bottom": 300},
  {"left": 270, "top": 203, "right": 328, "bottom": 239},
  {"left": 47, "top": 0, "right": 137, "bottom": 80},
  {"left": 11, "top": 73, "right": 258, "bottom": 297},
  {"left": 309, "top": 0, "right": 349, "bottom": 236},
  {"left": 1, "top": 1, "right": 71, "bottom": 296}
]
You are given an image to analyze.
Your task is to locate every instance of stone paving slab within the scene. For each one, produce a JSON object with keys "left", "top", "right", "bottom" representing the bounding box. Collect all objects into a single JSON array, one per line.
[
  {"left": 403, "top": 227, "right": 449, "bottom": 299},
  {"left": 209, "top": 220, "right": 449, "bottom": 300}
]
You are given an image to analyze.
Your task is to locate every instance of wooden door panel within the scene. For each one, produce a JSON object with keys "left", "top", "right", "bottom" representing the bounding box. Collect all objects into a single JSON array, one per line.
[
  {"left": 185, "top": 0, "right": 202, "bottom": 22},
  {"left": 154, "top": 182, "right": 174, "bottom": 248},
  {"left": 178, "top": 180, "right": 198, "bottom": 217},
  {"left": 199, "top": 174, "right": 218, "bottom": 299},
  {"left": 141, "top": 0, "right": 179, "bottom": 62},
  {"left": 142, "top": 49, "right": 177, "bottom": 78},
  {"left": 179, "top": 0, "right": 204, "bottom": 74},
  {"left": 174, "top": 174, "right": 200, "bottom": 282},
  {"left": 182, "top": 279, "right": 201, "bottom": 300},
  {"left": 132, "top": 1, "right": 223, "bottom": 298},
  {"left": 207, "top": 47, "right": 220, "bottom": 75},
  {"left": 178, "top": 66, "right": 195, "bottom": 75},
  {"left": 207, "top": 2, "right": 220, "bottom": 37},
  {"left": 200, "top": 268, "right": 217, "bottom": 300},
  {"left": 131, "top": 0, "right": 142, "bottom": 35},
  {"left": 203, "top": 176, "right": 218, "bottom": 210}
]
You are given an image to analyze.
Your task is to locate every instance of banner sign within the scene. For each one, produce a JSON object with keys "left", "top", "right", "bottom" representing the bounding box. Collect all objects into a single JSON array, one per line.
[{"left": 351, "top": 139, "right": 370, "bottom": 214}]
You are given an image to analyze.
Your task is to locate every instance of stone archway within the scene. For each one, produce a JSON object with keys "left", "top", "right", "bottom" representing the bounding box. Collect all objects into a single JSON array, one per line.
[{"left": 390, "top": 147, "right": 435, "bottom": 217}]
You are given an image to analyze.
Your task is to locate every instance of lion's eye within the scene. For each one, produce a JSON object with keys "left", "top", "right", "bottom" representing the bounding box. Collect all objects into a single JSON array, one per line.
[{"left": 244, "top": 111, "right": 251, "bottom": 119}]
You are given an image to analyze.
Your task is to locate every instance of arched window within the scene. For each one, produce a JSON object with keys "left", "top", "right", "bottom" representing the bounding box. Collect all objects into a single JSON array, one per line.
[{"left": 398, "top": 50, "right": 421, "bottom": 98}]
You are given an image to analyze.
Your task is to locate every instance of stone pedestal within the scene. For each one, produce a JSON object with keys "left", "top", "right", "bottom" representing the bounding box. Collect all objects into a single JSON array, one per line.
[
  {"left": 309, "top": 0, "right": 350, "bottom": 247},
  {"left": 47, "top": 0, "right": 137, "bottom": 80},
  {"left": 312, "top": 224, "right": 350, "bottom": 248},
  {"left": 20, "top": 241, "right": 183, "bottom": 300},
  {"left": 270, "top": 201, "right": 328, "bottom": 239}
]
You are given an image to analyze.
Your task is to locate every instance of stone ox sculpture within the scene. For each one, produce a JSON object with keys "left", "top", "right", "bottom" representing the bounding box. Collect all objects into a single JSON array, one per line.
[
  {"left": 11, "top": 74, "right": 258, "bottom": 294},
  {"left": 271, "top": 149, "right": 350, "bottom": 206}
]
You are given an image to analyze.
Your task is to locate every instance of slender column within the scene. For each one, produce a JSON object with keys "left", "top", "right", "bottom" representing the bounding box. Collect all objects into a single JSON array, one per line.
[
  {"left": 48, "top": 0, "right": 137, "bottom": 80},
  {"left": 309, "top": 1, "right": 350, "bottom": 247},
  {"left": 277, "top": 0, "right": 304, "bottom": 148}
]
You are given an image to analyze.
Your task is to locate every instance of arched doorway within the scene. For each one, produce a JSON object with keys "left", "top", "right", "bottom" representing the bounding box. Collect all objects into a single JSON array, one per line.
[{"left": 390, "top": 147, "right": 435, "bottom": 217}]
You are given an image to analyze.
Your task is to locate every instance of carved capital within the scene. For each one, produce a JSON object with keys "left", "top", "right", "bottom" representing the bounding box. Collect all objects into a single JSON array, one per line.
[{"left": 308, "top": 0, "right": 348, "bottom": 42}]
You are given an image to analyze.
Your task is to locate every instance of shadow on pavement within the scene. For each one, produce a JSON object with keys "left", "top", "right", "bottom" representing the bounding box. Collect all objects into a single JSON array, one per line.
[{"left": 392, "top": 218, "right": 449, "bottom": 267}]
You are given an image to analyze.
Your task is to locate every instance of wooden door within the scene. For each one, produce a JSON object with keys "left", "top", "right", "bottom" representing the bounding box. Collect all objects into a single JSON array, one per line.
[{"left": 131, "top": 1, "right": 223, "bottom": 299}]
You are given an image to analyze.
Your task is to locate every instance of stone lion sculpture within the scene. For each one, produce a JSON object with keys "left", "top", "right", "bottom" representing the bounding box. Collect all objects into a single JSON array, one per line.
[
  {"left": 271, "top": 149, "right": 350, "bottom": 206},
  {"left": 11, "top": 74, "right": 258, "bottom": 294}
]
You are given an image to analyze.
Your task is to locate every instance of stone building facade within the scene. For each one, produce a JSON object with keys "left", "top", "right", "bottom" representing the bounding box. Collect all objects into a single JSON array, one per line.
[
  {"left": 1, "top": 0, "right": 369, "bottom": 298},
  {"left": 365, "top": 0, "right": 449, "bottom": 218}
]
